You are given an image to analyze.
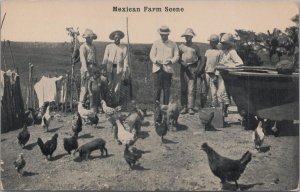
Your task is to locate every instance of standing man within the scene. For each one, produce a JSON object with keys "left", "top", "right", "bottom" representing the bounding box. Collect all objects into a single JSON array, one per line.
[
  {"left": 178, "top": 28, "right": 202, "bottom": 115},
  {"left": 102, "top": 30, "right": 128, "bottom": 106},
  {"left": 79, "top": 28, "right": 98, "bottom": 107},
  {"left": 150, "top": 26, "right": 179, "bottom": 105}
]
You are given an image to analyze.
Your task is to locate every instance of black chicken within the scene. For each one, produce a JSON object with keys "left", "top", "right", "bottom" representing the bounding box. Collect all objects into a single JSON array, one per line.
[
  {"left": 24, "top": 110, "right": 34, "bottom": 126},
  {"left": 154, "top": 101, "right": 168, "bottom": 145},
  {"left": 123, "top": 144, "right": 143, "bottom": 170},
  {"left": 72, "top": 112, "right": 82, "bottom": 138},
  {"left": 201, "top": 143, "right": 252, "bottom": 190},
  {"left": 37, "top": 133, "right": 58, "bottom": 160},
  {"left": 27, "top": 108, "right": 43, "bottom": 125},
  {"left": 87, "top": 113, "right": 99, "bottom": 128},
  {"left": 63, "top": 135, "right": 78, "bottom": 155},
  {"left": 17, "top": 124, "right": 30, "bottom": 148}
]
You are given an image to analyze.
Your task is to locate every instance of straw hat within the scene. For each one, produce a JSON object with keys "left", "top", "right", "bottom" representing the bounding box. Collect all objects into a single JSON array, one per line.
[
  {"left": 208, "top": 34, "right": 219, "bottom": 42},
  {"left": 158, "top": 26, "right": 171, "bottom": 35},
  {"left": 181, "top": 28, "right": 196, "bottom": 37},
  {"left": 82, "top": 29, "right": 97, "bottom": 39},
  {"left": 109, "top": 30, "right": 125, "bottom": 40},
  {"left": 220, "top": 33, "right": 235, "bottom": 44}
]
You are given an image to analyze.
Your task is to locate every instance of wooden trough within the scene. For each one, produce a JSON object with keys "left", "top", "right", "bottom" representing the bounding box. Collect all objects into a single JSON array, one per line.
[{"left": 218, "top": 66, "right": 299, "bottom": 121}]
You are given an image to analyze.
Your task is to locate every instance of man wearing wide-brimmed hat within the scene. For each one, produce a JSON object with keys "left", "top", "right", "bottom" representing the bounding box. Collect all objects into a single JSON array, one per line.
[
  {"left": 79, "top": 28, "right": 99, "bottom": 107},
  {"left": 178, "top": 28, "right": 202, "bottom": 115},
  {"left": 150, "top": 26, "right": 179, "bottom": 105},
  {"left": 217, "top": 33, "right": 243, "bottom": 117},
  {"left": 102, "top": 30, "right": 128, "bottom": 106}
]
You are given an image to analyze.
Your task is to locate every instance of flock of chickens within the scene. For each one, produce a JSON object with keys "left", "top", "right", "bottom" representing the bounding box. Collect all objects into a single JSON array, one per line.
[{"left": 13, "top": 98, "right": 268, "bottom": 190}]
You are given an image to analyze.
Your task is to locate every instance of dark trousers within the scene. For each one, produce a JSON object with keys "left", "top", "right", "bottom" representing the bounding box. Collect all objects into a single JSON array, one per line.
[{"left": 153, "top": 69, "right": 172, "bottom": 105}]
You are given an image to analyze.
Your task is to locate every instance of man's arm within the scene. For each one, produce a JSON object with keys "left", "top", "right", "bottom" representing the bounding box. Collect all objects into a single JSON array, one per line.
[
  {"left": 170, "top": 42, "right": 179, "bottom": 64},
  {"left": 102, "top": 45, "right": 109, "bottom": 65},
  {"left": 149, "top": 42, "right": 158, "bottom": 64},
  {"left": 79, "top": 45, "right": 88, "bottom": 72},
  {"left": 230, "top": 49, "right": 244, "bottom": 65}
]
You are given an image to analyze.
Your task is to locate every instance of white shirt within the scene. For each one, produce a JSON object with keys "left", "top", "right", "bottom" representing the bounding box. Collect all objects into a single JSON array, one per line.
[
  {"left": 150, "top": 39, "right": 179, "bottom": 74},
  {"left": 102, "top": 43, "right": 128, "bottom": 74}
]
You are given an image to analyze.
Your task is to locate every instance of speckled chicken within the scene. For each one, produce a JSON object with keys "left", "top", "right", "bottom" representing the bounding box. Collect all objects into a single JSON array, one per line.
[
  {"left": 13, "top": 153, "right": 26, "bottom": 177},
  {"left": 199, "top": 110, "right": 215, "bottom": 130},
  {"left": 72, "top": 112, "right": 83, "bottom": 138},
  {"left": 17, "top": 124, "right": 30, "bottom": 148}
]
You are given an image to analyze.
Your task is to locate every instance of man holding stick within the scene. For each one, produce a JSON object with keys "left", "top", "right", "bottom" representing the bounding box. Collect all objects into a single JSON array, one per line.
[
  {"left": 150, "top": 26, "right": 179, "bottom": 105},
  {"left": 79, "top": 29, "right": 99, "bottom": 107},
  {"left": 102, "top": 30, "right": 129, "bottom": 107}
]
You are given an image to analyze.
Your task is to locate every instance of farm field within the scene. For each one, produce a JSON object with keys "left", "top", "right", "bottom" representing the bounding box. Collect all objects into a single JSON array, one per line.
[
  {"left": 1, "top": 107, "right": 299, "bottom": 191},
  {"left": 1, "top": 41, "right": 299, "bottom": 191}
]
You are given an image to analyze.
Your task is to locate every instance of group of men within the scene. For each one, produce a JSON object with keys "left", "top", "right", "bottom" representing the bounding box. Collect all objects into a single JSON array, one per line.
[{"left": 78, "top": 26, "right": 244, "bottom": 117}]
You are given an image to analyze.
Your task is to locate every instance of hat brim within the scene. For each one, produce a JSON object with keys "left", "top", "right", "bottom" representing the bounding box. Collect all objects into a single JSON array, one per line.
[
  {"left": 181, "top": 34, "right": 195, "bottom": 37},
  {"left": 109, "top": 31, "right": 125, "bottom": 40},
  {"left": 82, "top": 34, "right": 97, "bottom": 40},
  {"left": 157, "top": 28, "right": 170, "bottom": 35}
]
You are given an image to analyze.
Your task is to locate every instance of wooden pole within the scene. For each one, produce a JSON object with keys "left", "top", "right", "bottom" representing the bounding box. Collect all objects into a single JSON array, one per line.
[
  {"left": 0, "top": 12, "right": 6, "bottom": 31},
  {"left": 126, "top": 17, "right": 133, "bottom": 100}
]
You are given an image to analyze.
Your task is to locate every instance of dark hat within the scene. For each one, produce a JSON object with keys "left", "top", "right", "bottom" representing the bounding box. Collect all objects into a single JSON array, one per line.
[{"left": 109, "top": 30, "right": 125, "bottom": 40}]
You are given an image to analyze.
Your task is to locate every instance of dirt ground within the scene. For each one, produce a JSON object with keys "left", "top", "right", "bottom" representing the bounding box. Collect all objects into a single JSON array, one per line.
[{"left": 1, "top": 106, "right": 299, "bottom": 191}]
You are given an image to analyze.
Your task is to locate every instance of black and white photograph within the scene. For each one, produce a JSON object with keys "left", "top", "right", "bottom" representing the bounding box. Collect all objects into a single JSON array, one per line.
[{"left": 0, "top": 0, "right": 299, "bottom": 191}]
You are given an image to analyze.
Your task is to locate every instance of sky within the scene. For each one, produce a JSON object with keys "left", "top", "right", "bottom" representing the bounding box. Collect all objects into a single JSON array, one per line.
[{"left": 1, "top": 0, "right": 299, "bottom": 43}]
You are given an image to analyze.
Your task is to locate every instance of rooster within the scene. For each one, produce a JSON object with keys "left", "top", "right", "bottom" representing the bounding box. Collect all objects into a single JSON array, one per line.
[
  {"left": 253, "top": 118, "right": 265, "bottom": 152},
  {"left": 37, "top": 133, "right": 58, "bottom": 160},
  {"left": 101, "top": 100, "right": 122, "bottom": 116},
  {"left": 201, "top": 143, "right": 252, "bottom": 190},
  {"left": 72, "top": 112, "right": 83, "bottom": 138},
  {"left": 123, "top": 144, "right": 143, "bottom": 170},
  {"left": 17, "top": 124, "right": 30, "bottom": 148},
  {"left": 41, "top": 105, "right": 53, "bottom": 132},
  {"left": 13, "top": 153, "right": 26, "bottom": 177}
]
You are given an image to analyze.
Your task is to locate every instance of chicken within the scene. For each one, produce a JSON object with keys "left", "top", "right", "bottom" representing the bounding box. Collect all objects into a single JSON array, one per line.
[
  {"left": 41, "top": 105, "right": 53, "bottom": 132},
  {"left": 252, "top": 118, "right": 265, "bottom": 152},
  {"left": 165, "top": 99, "right": 180, "bottom": 131},
  {"left": 37, "top": 133, "right": 58, "bottom": 160},
  {"left": 101, "top": 100, "right": 122, "bottom": 116},
  {"left": 154, "top": 101, "right": 168, "bottom": 145},
  {"left": 123, "top": 144, "right": 143, "bottom": 170},
  {"left": 63, "top": 136, "right": 78, "bottom": 155},
  {"left": 271, "top": 121, "right": 280, "bottom": 137},
  {"left": 199, "top": 110, "right": 215, "bottom": 130},
  {"left": 24, "top": 110, "right": 34, "bottom": 126},
  {"left": 123, "top": 104, "right": 146, "bottom": 136},
  {"left": 72, "top": 112, "right": 82, "bottom": 138},
  {"left": 117, "top": 118, "right": 137, "bottom": 146},
  {"left": 27, "top": 107, "right": 43, "bottom": 125},
  {"left": 201, "top": 143, "right": 252, "bottom": 190},
  {"left": 87, "top": 113, "right": 99, "bottom": 128},
  {"left": 13, "top": 153, "right": 26, "bottom": 177},
  {"left": 17, "top": 124, "right": 30, "bottom": 148},
  {"left": 77, "top": 102, "right": 94, "bottom": 121}
]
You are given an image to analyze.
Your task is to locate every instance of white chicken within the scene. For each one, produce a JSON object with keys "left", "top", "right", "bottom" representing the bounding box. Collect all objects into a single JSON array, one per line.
[
  {"left": 115, "top": 117, "right": 137, "bottom": 146},
  {"left": 252, "top": 118, "right": 265, "bottom": 152},
  {"left": 77, "top": 102, "right": 94, "bottom": 122},
  {"left": 41, "top": 105, "right": 53, "bottom": 132},
  {"left": 101, "top": 100, "right": 122, "bottom": 116}
]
